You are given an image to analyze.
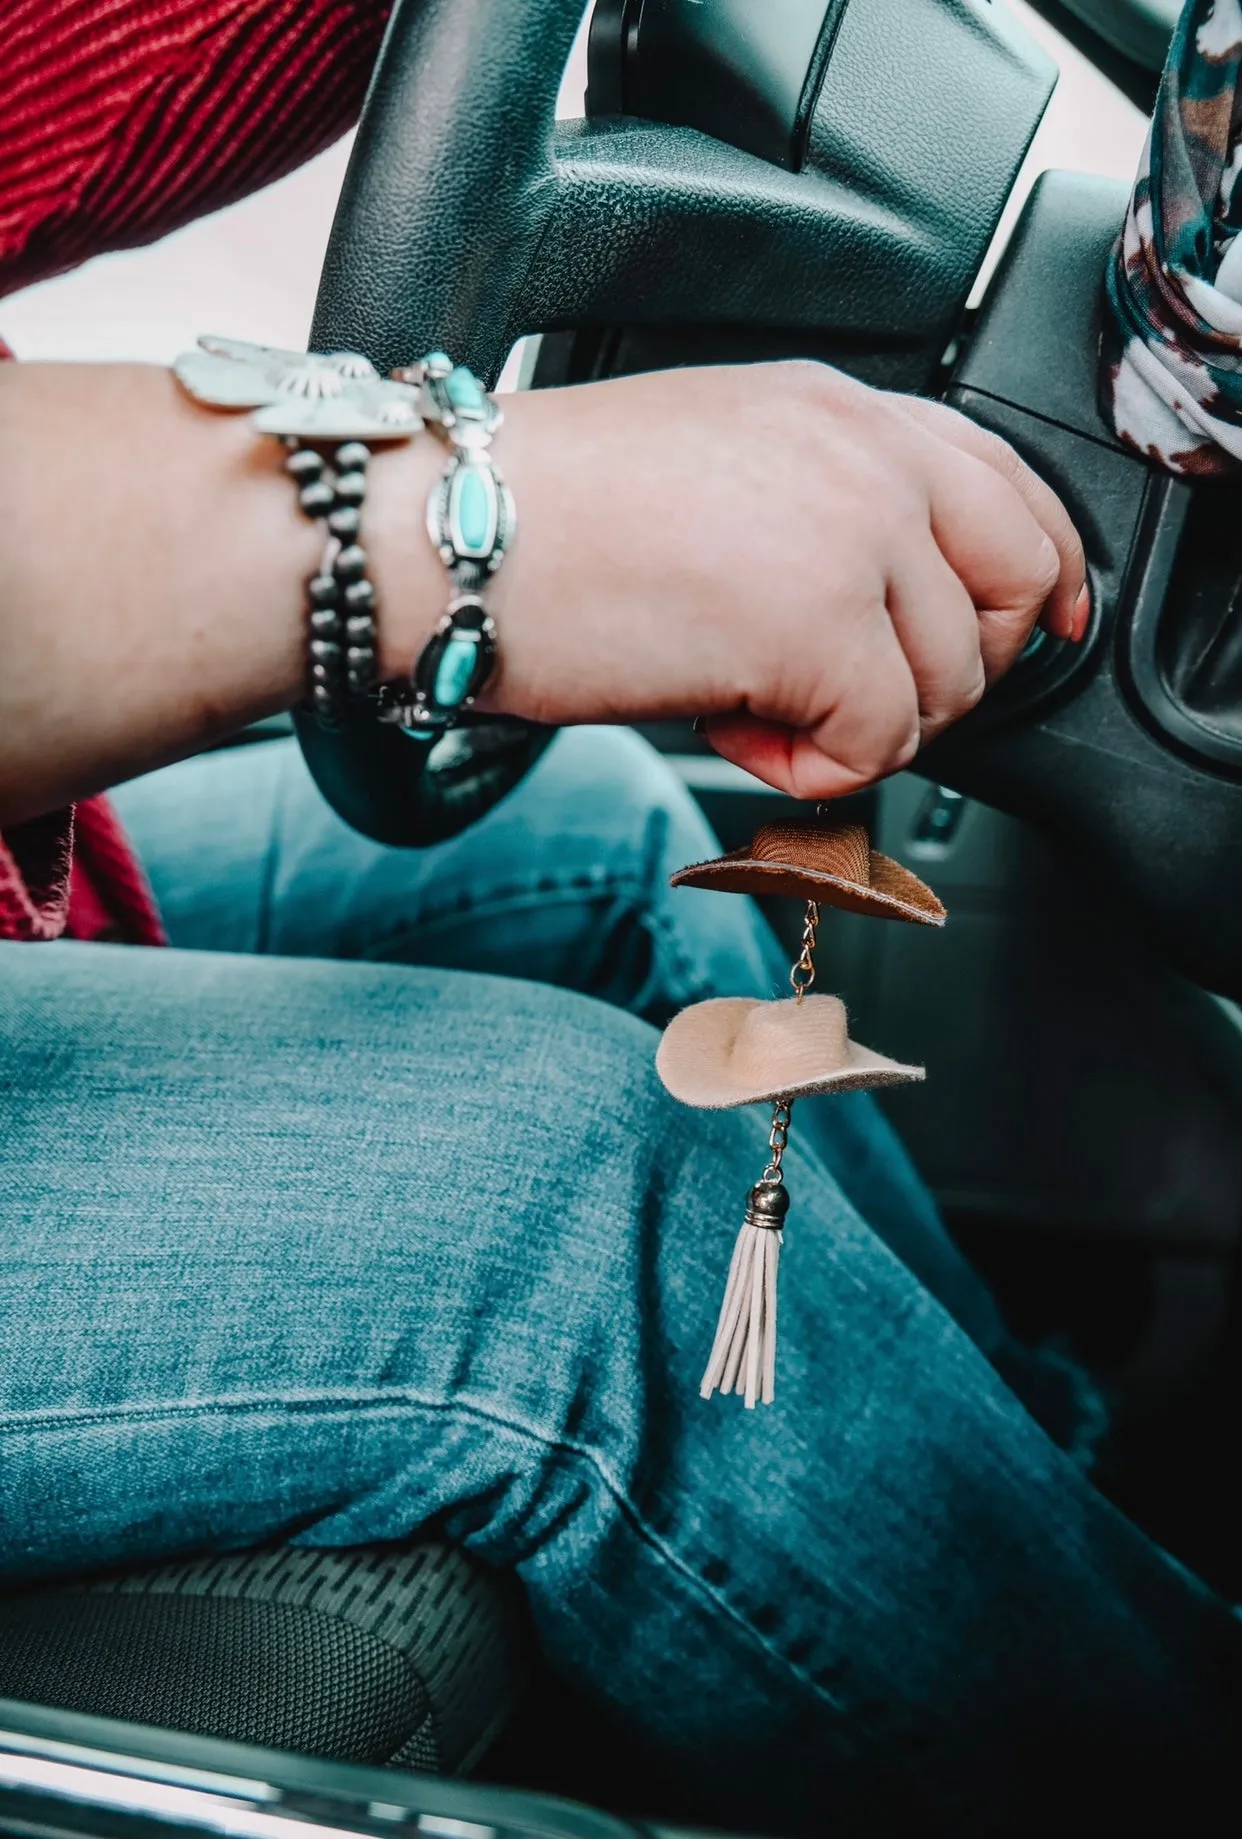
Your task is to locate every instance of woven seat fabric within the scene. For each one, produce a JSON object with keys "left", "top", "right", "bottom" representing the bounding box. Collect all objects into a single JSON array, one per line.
[{"left": 0, "top": 1541, "right": 526, "bottom": 1777}]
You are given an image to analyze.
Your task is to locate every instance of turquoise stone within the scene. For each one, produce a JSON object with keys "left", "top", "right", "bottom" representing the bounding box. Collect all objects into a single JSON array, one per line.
[
  {"left": 450, "top": 463, "right": 498, "bottom": 558},
  {"left": 445, "top": 366, "right": 486, "bottom": 415},
  {"left": 434, "top": 635, "right": 480, "bottom": 709}
]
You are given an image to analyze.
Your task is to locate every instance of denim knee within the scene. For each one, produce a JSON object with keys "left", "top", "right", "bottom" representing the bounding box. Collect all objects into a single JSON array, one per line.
[
  {"left": 523, "top": 729, "right": 779, "bottom": 1019},
  {"left": 1, "top": 939, "right": 747, "bottom": 1563},
  {"left": 554, "top": 725, "right": 719, "bottom": 862}
]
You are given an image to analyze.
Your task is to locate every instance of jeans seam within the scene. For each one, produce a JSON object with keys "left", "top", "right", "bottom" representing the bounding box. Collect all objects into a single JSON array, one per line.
[
  {"left": 1, "top": 1383, "right": 845, "bottom": 1714},
  {"left": 354, "top": 875, "right": 650, "bottom": 963},
  {"left": 638, "top": 802, "right": 715, "bottom": 1010},
  {"left": 644, "top": 907, "right": 720, "bottom": 1010},
  {"left": 252, "top": 747, "right": 289, "bottom": 957}
]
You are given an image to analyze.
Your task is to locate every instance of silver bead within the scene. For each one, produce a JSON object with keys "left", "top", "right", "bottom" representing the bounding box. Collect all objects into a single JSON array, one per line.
[
  {"left": 286, "top": 449, "right": 324, "bottom": 484},
  {"left": 334, "top": 544, "right": 367, "bottom": 582},
  {"left": 328, "top": 506, "right": 361, "bottom": 541},
  {"left": 300, "top": 481, "right": 335, "bottom": 519},
  {"left": 334, "top": 471, "right": 367, "bottom": 507}
]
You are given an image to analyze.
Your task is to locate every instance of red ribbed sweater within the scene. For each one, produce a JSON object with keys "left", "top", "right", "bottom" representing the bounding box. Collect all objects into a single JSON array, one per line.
[{"left": 1, "top": 0, "right": 390, "bottom": 944}]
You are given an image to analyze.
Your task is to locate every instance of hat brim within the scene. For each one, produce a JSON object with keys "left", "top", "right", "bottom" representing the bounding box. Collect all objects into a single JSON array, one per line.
[
  {"left": 656, "top": 998, "right": 926, "bottom": 1110},
  {"left": 670, "top": 847, "right": 945, "bottom": 926}
]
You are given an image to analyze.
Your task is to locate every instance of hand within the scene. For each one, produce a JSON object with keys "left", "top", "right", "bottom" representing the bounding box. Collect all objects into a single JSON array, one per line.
[{"left": 487, "top": 361, "right": 1086, "bottom": 801}]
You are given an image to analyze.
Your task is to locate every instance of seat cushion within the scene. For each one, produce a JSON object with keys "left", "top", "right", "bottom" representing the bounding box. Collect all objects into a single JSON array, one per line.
[{"left": 0, "top": 1541, "right": 526, "bottom": 1775}]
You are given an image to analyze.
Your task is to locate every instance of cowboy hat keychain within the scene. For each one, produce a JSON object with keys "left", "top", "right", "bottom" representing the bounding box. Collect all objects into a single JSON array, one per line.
[{"left": 656, "top": 819, "right": 946, "bottom": 1408}]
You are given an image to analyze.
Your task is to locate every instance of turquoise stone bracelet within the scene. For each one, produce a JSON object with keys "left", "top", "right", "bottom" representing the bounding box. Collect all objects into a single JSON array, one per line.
[{"left": 380, "top": 352, "right": 514, "bottom": 739}]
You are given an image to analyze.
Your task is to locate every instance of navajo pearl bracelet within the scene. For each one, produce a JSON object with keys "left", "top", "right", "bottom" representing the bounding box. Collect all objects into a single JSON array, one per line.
[{"left": 286, "top": 440, "right": 378, "bottom": 726}]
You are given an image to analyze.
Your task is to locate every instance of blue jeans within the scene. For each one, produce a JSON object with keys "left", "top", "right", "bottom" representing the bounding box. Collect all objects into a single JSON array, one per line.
[{"left": 0, "top": 731, "right": 1236, "bottom": 1832}]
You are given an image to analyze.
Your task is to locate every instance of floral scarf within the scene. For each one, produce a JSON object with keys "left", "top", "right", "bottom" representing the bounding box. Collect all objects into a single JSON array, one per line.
[{"left": 1103, "top": 0, "right": 1242, "bottom": 473}]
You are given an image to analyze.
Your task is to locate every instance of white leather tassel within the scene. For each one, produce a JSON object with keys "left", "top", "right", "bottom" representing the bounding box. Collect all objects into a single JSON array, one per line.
[{"left": 700, "top": 1179, "right": 789, "bottom": 1408}]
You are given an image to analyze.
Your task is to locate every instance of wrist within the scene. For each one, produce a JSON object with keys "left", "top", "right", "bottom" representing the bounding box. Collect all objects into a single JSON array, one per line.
[{"left": 367, "top": 432, "right": 454, "bottom": 686}]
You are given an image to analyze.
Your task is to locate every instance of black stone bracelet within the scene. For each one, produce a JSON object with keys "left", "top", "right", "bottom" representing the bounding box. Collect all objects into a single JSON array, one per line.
[{"left": 286, "top": 439, "right": 380, "bottom": 728}]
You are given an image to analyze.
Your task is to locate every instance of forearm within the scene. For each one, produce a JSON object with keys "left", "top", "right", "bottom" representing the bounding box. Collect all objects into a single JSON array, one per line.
[
  {"left": 1, "top": 356, "right": 1086, "bottom": 828},
  {"left": 0, "top": 363, "right": 445, "bottom": 826}
]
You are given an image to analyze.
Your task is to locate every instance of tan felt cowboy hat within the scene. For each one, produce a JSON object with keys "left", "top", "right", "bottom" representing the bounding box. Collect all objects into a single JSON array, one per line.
[
  {"left": 670, "top": 821, "right": 945, "bottom": 925},
  {"left": 657, "top": 994, "right": 925, "bottom": 1110}
]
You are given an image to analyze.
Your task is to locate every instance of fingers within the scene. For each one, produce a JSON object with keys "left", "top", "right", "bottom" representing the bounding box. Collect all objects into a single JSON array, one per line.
[
  {"left": 885, "top": 544, "right": 987, "bottom": 739},
  {"left": 707, "top": 553, "right": 984, "bottom": 797},
  {"left": 705, "top": 604, "right": 922, "bottom": 801},
  {"left": 892, "top": 394, "right": 1087, "bottom": 640},
  {"left": 695, "top": 378, "right": 1089, "bottom": 802},
  {"left": 922, "top": 442, "right": 1066, "bottom": 681},
  {"left": 703, "top": 714, "right": 883, "bottom": 802}
]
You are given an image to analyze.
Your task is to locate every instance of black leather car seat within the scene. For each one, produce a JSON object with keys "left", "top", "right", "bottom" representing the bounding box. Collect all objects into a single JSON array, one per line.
[{"left": 0, "top": 1541, "right": 526, "bottom": 1775}]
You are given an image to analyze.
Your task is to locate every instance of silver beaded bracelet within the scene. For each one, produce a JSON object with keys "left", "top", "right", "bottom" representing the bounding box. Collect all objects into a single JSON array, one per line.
[
  {"left": 172, "top": 336, "right": 512, "bottom": 736},
  {"left": 285, "top": 439, "right": 380, "bottom": 725}
]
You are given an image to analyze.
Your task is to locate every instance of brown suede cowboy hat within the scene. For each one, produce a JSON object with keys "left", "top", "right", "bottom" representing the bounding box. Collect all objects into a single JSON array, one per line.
[
  {"left": 657, "top": 994, "right": 925, "bottom": 1110},
  {"left": 670, "top": 821, "right": 945, "bottom": 926}
]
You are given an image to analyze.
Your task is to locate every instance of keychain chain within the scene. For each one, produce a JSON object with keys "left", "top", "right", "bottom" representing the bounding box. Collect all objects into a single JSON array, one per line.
[
  {"left": 790, "top": 900, "right": 820, "bottom": 1002},
  {"left": 762, "top": 1100, "right": 793, "bottom": 1185},
  {"left": 765, "top": 901, "right": 823, "bottom": 1185}
]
